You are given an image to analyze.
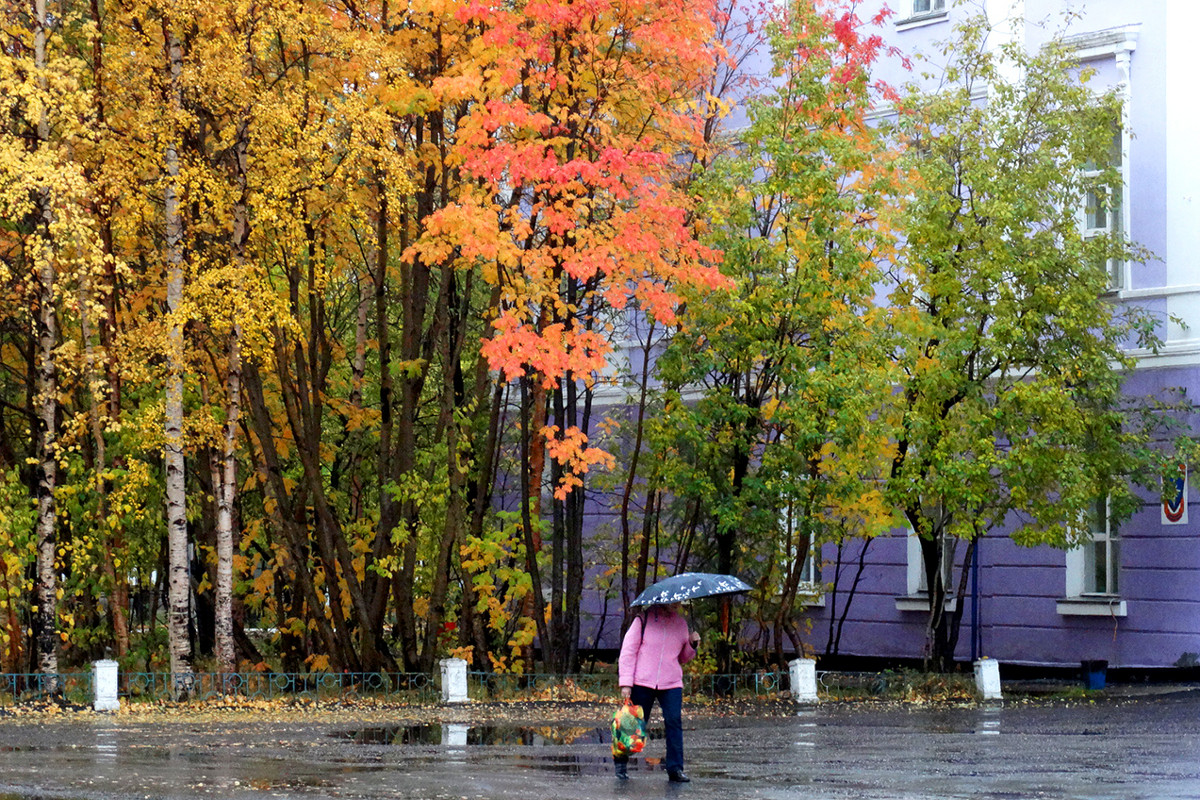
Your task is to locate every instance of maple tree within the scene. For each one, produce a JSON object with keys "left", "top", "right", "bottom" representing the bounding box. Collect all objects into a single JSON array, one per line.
[{"left": 409, "top": 0, "right": 729, "bottom": 672}]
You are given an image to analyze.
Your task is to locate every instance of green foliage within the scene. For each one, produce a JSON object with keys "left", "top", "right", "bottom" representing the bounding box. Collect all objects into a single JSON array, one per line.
[
  {"left": 646, "top": 0, "right": 904, "bottom": 662},
  {"left": 881, "top": 10, "right": 1199, "bottom": 667}
]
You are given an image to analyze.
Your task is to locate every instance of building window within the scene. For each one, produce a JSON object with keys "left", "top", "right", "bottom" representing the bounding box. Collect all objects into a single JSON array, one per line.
[
  {"left": 897, "top": 529, "right": 957, "bottom": 612},
  {"left": 799, "top": 536, "right": 819, "bottom": 587},
  {"left": 1058, "top": 496, "right": 1126, "bottom": 616},
  {"left": 1081, "top": 127, "right": 1125, "bottom": 291},
  {"left": 911, "top": 0, "right": 946, "bottom": 16},
  {"left": 779, "top": 499, "right": 822, "bottom": 603},
  {"left": 1084, "top": 496, "right": 1119, "bottom": 595},
  {"left": 896, "top": 0, "right": 948, "bottom": 31}
]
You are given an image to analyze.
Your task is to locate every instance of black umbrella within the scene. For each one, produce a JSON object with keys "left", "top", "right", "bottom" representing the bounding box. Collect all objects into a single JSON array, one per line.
[{"left": 629, "top": 572, "right": 752, "bottom": 607}]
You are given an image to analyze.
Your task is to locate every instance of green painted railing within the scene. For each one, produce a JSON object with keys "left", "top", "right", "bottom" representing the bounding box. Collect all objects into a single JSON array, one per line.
[
  {"left": 0, "top": 672, "right": 94, "bottom": 705},
  {"left": 470, "top": 670, "right": 792, "bottom": 701},
  {"left": 122, "top": 671, "right": 440, "bottom": 702}
]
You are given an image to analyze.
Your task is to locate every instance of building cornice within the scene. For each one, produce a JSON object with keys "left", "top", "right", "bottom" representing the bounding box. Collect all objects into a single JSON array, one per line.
[{"left": 1061, "top": 25, "right": 1140, "bottom": 61}]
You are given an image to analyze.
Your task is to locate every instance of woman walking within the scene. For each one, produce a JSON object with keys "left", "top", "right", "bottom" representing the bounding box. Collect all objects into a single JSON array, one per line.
[{"left": 614, "top": 602, "right": 700, "bottom": 782}]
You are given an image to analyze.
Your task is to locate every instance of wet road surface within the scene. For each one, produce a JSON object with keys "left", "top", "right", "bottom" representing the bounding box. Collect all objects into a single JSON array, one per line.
[{"left": 1, "top": 689, "right": 1199, "bottom": 799}]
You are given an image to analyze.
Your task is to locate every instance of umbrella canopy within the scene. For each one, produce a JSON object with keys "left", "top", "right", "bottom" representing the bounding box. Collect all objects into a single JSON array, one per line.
[{"left": 630, "top": 572, "right": 752, "bottom": 607}]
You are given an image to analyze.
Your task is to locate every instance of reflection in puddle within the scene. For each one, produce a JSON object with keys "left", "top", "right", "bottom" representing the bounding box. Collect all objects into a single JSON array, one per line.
[
  {"left": 341, "top": 723, "right": 633, "bottom": 746},
  {"left": 94, "top": 727, "right": 118, "bottom": 764},
  {"left": 975, "top": 705, "right": 1001, "bottom": 736},
  {"left": 514, "top": 753, "right": 613, "bottom": 776},
  {"left": 793, "top": 708, "right": 818, "bottom": 747}
]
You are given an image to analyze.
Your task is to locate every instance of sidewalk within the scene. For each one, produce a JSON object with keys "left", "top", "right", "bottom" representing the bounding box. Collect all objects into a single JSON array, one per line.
[
  {"left": 2, "top": 687, "right": 1200, "bottom": 799},
  {"left": 1002, "top": 678, "right": 1200, "bottom": 699}
]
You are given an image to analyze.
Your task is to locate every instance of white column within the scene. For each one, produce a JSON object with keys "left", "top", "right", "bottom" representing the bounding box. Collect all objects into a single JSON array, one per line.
[
  {"left": 973, "top": 657, "right": 1002, "bottom": 700},
  {"left": 93, "top": 659, "right": 120, "bottom": 712},
  {"left": 439, "top": 657, "right": 469, "bottom": 703},
  {"left": 788, "top": 658, "right": 818, "bottom": 703}
]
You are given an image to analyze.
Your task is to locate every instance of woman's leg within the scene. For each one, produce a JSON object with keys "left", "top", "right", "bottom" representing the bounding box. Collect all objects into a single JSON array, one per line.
[
  {"left": 659, "top": 687, "right": 685, "bottom": 775},
  {"left": 629, "top": 684, "right": 657, "bottom": 720},
  {"left": 627, "top": 685, "right": 659, "bottom": 774}
]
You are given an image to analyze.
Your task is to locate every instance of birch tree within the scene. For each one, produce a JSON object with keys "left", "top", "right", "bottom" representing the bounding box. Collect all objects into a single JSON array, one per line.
[{"left": 162, "top": 16, "right": 193, "bottom": 691}]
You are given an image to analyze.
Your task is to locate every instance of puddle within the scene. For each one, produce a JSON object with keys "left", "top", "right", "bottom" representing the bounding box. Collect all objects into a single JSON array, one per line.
[
  {"left": 513, "top": 753, "right": 622, "bottom": 776},
  {"left": 340, "top": 723, "right": 662, "bottom": 747}
]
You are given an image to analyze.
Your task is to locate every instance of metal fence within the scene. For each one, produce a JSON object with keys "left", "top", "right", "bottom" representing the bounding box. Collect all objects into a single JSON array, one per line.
[
  {"left": 122, "top": 671, "right": 441, "bottom": 703},
  {"left": 0, "top": 672, "right": 95, "bottom": 705},
  {"left": 0, "top": 668, "right": 794, "bottom": 705}
]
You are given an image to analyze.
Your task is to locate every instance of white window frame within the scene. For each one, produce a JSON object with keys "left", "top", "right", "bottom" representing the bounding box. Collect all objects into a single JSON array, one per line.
[
  {"left": 1066, "top": 28, "right": 1138, "bottom": 294},
  {"left": 1058, "top": 496, "right": 1127, "bottom": 617},
  {"left": 896, "top": 529, "right": 958, "bottom": 612},
  {"left": 1085, "top": 496, "right": 1119, "bottom": 596},
  {"left": 1080, "top": 127, "right": 1126, "bottom": 292},
  {"left": 896, "top": 0, "right": 948, "bottom": 31},
  {"left": 911, "top": 0, "right": 945, "bottom": 17}
]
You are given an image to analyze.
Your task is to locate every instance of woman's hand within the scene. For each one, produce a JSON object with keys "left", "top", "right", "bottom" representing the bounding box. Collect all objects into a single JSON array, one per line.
[
  {"left": 689, "top": 630, "right": 700, "bottom": 647},
  {"left": 621, "top": 686, "right": 631, "bottom": 700}
]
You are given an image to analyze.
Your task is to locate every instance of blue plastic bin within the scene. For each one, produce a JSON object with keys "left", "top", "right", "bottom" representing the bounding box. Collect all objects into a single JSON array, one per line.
[{"left": 1081, "top": 660, "right": 1108, "bottom": 690}]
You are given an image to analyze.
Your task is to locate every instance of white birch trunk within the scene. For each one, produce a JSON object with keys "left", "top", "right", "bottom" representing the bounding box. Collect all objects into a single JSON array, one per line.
[
  {"left": 214, "top": 327, "right": 241, "bottom": 675},
  {"left": 214, "top": 108, "right": 250, "bottom": 675},
  {"left": 163, "top": 24, "right": 193, "bottom": 695},
  {"left": 32, "top": 0, "right": 59, "bottom": 688}
]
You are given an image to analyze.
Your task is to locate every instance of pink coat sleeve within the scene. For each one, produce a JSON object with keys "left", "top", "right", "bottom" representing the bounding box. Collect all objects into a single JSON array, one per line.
[{"left": 679, "top": 635, "right": 697, "bottom": 665}]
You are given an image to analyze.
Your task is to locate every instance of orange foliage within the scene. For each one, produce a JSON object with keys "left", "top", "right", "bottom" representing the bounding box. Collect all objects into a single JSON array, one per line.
[{"left": 409, "top": 0, "right": 731, "bottom": 493}]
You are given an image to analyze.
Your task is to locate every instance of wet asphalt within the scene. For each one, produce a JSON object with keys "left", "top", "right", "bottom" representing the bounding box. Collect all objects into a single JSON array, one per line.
[{"left": 1, "top": 687, "right": 1199, "bottom": 800}]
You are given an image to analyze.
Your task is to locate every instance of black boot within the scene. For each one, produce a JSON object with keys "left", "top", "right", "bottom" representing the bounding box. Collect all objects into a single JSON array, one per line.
[
  {"left": 667, "top": 770, "right": 690, "bottom": 783},
  {"left": 614, "top": 758, "right": 629, "bottom": 780}
]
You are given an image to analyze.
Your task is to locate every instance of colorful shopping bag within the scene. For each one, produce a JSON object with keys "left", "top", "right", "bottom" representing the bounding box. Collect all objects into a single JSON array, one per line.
[{"left": 611, "top": 699, "right": 647, "bottom": 758}]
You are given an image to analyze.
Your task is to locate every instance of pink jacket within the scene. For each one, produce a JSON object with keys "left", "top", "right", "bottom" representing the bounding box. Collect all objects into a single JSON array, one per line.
[{"left": 618, "top": 606, "right": 696, "bottom": 690}]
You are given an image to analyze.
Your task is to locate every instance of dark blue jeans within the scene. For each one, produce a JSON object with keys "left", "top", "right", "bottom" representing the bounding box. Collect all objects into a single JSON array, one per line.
[{"left": 630, "top": 684, "right": 684, "bottom": 772}]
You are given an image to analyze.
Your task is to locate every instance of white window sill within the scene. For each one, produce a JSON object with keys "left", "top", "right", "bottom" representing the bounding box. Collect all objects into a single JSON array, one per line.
[
  {"left": 799, "top": 593, "right": 826, "bottom": 609},
  {"left": 895, "top": 12, "right": 949, "bottom": 32},
  {"left": 895, "top": 594, "right": 957, "bottom": 613},
  {"left": 1057, "top": 596, "right": 1127, "bottom": 617}
]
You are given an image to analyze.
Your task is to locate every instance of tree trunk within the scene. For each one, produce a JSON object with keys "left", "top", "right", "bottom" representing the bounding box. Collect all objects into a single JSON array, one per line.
[
  {"left": 163, "top": 21, "right": 193, "bottom": 693},
  {"left": 214, "top": 326, "right": 240, "bottom": 674},
  {"left": 32, "top": 0, "right": 59, "bottom": 690},
  {"left": 87, "top": 0, "right": 130, "bottom": 662},
  {"left": 519, "top": 376, "right": 550, "bottom": 672},
  {"left": 825, "top": 536, "right": 873, "bottom": 658},
  {"left": 461, "top": 351, "right": 506, "bottom": 668},
  {"left": 920, "top": 531, "right": 954, "bottom": 672},
  {"left": 243, "top": 361, "right": 349, "bottom": 669},
  {"left": 620, "top": 317, "right": 659, "bottom": 612},
  {"left": 215, "top": 110, "right": 250, "bottom": 676}
]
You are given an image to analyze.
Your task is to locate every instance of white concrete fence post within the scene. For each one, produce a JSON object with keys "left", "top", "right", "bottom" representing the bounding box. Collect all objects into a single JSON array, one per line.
[
  {"left": 788, "top": 657, "right": 819, "bottom": 703},
  {"left": 973, "top": 657, "right": 1002, "bottom": 701},
  {"left": 439, "top": 657, "right": 469, "bottom": 703},
  {"left": 93, "top": 659, "right": 120, "bottom": 712}
]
